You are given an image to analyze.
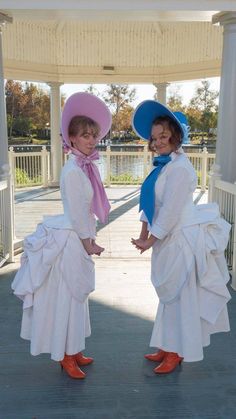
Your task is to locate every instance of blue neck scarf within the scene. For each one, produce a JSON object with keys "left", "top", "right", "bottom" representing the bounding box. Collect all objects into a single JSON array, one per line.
[{"left": 139, "top": 154, "right": 171, "bottom": 225}]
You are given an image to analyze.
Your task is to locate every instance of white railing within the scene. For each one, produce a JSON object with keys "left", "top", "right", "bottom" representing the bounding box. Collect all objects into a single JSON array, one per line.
[
  {"left": 0, "top": 166, "right": 14, "bottom": 265},
  {"left": 10, "top": 145, "right": 215, "bottom": 190},
  {"left": 0, "top": 179, "right": 8, "bottom": 266},
  {"left": 187, "top": 148, "right": 215, "bottom": 192},
  {"left": 99, "top": 145, "right": 153, "bottom": 186},
  {"left": 9, "top": 146, "right": 50, "bottom": 188},
  {"left": 101, "top": 146, "right": 214, "bottom": 189},
  {"left": 208, "top": 169, "right": 236, "bottom": 289}
]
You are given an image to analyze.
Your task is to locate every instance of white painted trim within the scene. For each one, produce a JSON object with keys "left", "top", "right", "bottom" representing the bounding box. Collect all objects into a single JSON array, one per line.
[
  {"left": 4, "top": 60, "right": 222, "bottom": 84},
  {"left": 0, "top": 179, "right": 7, "bottom": 190},
  {"left": 1, "top": 10, "right": 220, "bottom": 22},
  {"left": 2, "top": 0, "right": 236, "bottom": 13}
]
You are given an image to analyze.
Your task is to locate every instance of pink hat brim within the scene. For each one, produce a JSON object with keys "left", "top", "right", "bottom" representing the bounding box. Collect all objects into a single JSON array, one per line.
[{"left": 61, "top": 92, "right": 112, "bottom": 146}]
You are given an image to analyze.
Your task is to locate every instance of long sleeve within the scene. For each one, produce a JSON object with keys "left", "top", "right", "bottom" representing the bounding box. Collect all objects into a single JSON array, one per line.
[
  {"left": 140, "top": 210, "right": 148, "bottom": 223},
  {"left": 149, "top": 166, "right": 192, "bottom": 240},
  {"left": 63, "top": 168, "right": 94, "bottom": 239}
]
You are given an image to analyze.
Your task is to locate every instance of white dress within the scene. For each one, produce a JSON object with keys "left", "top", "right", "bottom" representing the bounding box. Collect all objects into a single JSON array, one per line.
[
  {"left": 12, "top": 154, "right": 96, "bottom": 361},
  {"left": 141, "top": 149, "right": 231, "bottom": 362}
]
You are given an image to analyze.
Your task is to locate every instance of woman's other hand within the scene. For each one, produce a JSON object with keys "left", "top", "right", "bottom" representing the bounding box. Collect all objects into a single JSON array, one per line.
[
  {"left": 91, "top": 242, "right": 105, "bottom": 256},
  {"left": 82, "top": 238, "right": 105, "bottom": 256},
  {"left": 131, "top": 236, "right": 157, "bottom": 253}
]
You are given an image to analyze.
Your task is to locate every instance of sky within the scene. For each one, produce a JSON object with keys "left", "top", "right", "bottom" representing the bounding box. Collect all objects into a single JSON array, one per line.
[{"left": 60, "top": 77, "right": 221, "bottom": 107}]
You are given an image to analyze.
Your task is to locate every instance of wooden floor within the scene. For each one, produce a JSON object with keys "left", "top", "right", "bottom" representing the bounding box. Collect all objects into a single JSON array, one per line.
[{"left": 0, "top": 187, "right": 236, "bottom": 419}]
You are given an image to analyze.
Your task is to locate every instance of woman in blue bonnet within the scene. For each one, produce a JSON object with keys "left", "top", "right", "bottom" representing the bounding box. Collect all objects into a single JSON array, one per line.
[{"left": 131, "top": 100, "right": 231, "bottom": 374}]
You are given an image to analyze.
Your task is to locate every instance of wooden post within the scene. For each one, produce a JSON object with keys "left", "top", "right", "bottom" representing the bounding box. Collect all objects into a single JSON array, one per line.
[
  {"left": 208, "top": 163, "right": 222, "bottom": 203},
  {"left": 41, "top": 146, "right": 49, "bottom": 187},
  {"left": 106, "top": 145, "right": 111, "bottom": 187},
  {"left": 201, "top": 146, "right": 208, "bottom": 192}
]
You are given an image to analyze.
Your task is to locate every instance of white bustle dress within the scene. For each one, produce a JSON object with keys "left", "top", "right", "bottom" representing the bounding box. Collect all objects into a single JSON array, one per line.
[
  {"left": 141, "top": 149, "right": 231, "bottom": 362},
  {"left": 12, "top": 154, "right": 96, "bottom": 361}
]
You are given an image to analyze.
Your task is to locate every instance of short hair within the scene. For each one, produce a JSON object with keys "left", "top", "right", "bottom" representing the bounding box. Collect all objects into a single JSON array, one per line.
[
  {"left": 68, "top": 115, "right": 100, "bottom": 139},
  {"left": 149, "top": 115, "right": 182, "bottom": 151}
]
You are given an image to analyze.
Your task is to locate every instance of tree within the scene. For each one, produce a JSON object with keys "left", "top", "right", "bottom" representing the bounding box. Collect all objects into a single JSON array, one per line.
[
  {"left": 85, "top": 84, "right": 100, "bottom": 96},
  {"left": 5, "top": 80, "right": 65, "bottom": 140},
  {"left": 23, "top": 82, "right": 51, "bottom": 131},
  {"left": 6, "top": 80, "right": 50, "bottom": 136},
  {"left": 185, "top": 106, "right": 202, "bottom": 132},
  {"left": 103, "top": 84, "right": 136, "bottom": 133},
  {"left": 5, "top": 80, "right": 26, "bottom": 138},
  {"left": 167, "top": 87, "right": 185, "bottom": 113},
  {"left": 188, "top": 80, "right": 218, "bottom": 132},
  {"left": 112, "top": 104, "right": 134, "bottom": 134}
]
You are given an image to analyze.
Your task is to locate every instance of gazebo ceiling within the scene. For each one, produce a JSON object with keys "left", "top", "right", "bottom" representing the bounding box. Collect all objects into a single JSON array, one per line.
[{"left": 1, "top": 1, "right": 236, "bottom": 84}]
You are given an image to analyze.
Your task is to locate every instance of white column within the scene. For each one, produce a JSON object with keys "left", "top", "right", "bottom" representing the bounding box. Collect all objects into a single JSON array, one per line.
[
  {"left": 153, "top": 82, "right": 169, "bottom": 105},
  {"left": 0, "top": 14, "right": 12, "bottom": 169},
  {"left": 48, "top": 82, "right": 63, "bottom": 186},
  {"left": 212, "top": 12, "right": 236, "bottom": 183},
  {"left": 0, "top": 13, "right": 14, "bottom": 262}
]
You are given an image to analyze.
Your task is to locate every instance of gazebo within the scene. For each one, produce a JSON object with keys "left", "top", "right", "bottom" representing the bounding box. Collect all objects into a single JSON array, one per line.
[{"left": 1, "top": 2, "right": 236, "bottom": 271}]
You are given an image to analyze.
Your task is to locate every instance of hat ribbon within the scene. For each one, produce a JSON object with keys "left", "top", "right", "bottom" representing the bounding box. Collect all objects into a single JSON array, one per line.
[{"left": 73, "top": 148, "right": 110, "bottom": 224}]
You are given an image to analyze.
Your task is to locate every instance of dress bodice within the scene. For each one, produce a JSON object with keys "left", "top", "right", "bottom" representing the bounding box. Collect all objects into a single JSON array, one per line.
[{"left": 44, "top": 155, "right": 96, "bottom": 239}]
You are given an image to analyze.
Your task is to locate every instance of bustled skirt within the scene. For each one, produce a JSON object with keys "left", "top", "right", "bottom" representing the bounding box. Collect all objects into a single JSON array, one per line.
[
  {"left": 149, "top": 204, "right": 231, "bottom": 362},
  {"left": 12, "top": 222, "right": 95, "bottom": 361}
]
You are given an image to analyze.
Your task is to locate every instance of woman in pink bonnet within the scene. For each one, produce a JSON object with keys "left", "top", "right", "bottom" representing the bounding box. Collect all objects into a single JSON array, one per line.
[{"left": 12, "top": 92, "right": 111, "bottom": 379}]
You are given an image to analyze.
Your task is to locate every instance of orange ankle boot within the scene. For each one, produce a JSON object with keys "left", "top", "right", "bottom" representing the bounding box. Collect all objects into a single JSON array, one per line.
[
  {"left": 154, "top": 352, "right": 183, "bottom": 374},
  {"left": 60, "top": 354, "right": 86, "bottom": 379},
  {"left": 144, "top": 350, "right": 167, "bottom": 362},
  {"left": 73, "top": 352, "right": 94, "bottom": 366}
]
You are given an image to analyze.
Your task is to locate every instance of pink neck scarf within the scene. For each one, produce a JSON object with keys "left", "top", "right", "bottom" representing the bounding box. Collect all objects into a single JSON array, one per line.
[{"left": 71, "top": 148, "right": 110, "bottom": 224}]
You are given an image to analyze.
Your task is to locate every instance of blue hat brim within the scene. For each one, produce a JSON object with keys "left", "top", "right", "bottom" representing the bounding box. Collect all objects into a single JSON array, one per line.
[
  {"left": 173, "top": 111, "right": 188, "bottom": 126},
  {"left": 132, "top": 100, "right": 184, "bottom": 141}
]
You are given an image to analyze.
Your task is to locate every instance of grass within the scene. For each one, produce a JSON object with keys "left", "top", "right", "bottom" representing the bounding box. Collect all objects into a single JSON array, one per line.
[
  {"left": 15, "top": 168, "right": 42, "bottom": 187},
  {"left": 107, "top": 173, "right": 143, "bottom": 184}
]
